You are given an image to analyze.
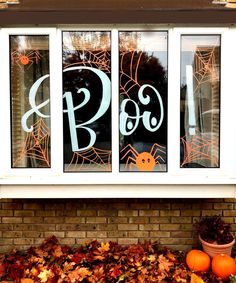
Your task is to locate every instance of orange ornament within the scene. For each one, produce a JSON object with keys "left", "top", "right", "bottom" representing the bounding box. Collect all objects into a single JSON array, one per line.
[
  {"left": 212, "top": 254, "right": 236, "bottom": 280},
  {"left": 186, "top": 249, "right": 211, "bottom": 272}
]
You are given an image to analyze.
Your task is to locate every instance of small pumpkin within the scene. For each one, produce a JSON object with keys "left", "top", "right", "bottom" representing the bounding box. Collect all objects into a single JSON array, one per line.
[
  {"left": 186, "top": 249, "right": 211, "bottom": 272},
  {"left": 212, "top": 254, "right": 236, "bottom": 280}
]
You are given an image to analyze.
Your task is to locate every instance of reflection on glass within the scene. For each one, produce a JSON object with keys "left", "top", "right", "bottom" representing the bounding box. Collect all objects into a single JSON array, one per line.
[
  {"left": 62, "top": 31, "right": 111, "bottom": 172},
  {"left": 11, "top": 35, "right": 50, "bottom": 168},
  {"left": 119, "top": 32, "right": 168, "bottom": 172},
  {"left": 180, "top": 35, "right": 220, "bottom": 168}
]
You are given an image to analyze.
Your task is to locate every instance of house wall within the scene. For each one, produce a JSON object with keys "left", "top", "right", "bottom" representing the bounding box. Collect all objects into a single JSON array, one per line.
[{"left": 0, "top": 198, "right": 235, "bottom": 254}]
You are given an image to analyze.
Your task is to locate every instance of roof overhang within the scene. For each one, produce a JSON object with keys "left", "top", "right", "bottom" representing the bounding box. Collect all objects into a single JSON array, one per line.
[{"left": 0, "top": 0, "right": 236, "bottom": 25}]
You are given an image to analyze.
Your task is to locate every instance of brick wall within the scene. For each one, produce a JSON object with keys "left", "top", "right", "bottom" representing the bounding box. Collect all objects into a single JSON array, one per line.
[{"left": 0, "top": 198, "right": 235, "bottom": 254}]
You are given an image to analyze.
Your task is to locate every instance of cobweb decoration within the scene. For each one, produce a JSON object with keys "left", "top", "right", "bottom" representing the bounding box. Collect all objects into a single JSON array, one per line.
[
  {"left": 14, "top": 118, "right": 50, "bottom": 167},
  {"left": 63, "top": 39, "right": 111, "bottom": 171},
  {"left": 181, "top": 133, "right": 219, "bottom": 167},
  {"left": 63, "top": 49, "right": 111, "bottom": 73},
  {"left": 66, "top": 147, "right": 112, "bottom": 172},
  {"left": 193, "top": 46, "right": 219, "bottom": 92},
  {"left": 120, "top": 51, "right": 142, "bottom": 99}
]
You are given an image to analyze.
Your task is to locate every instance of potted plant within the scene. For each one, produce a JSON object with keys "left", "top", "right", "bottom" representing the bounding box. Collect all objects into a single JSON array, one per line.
[{"left": 195, "top": 215, "right": 235, "bottom": 258}]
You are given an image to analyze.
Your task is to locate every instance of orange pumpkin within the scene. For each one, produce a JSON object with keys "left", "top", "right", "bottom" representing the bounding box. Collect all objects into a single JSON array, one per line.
[
  {"left": 212, "top": 254, "right": 236, "bottom": 280},
  {"left": 186, "top": 249, "right": 211, "bottom": 272}
]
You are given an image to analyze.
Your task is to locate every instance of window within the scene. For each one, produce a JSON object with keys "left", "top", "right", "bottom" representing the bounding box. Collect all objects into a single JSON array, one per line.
[
  {"left": 119, "top": 31, "right": 168, "bottom": 172},
  {"left": 62, "top": 31, "right": 112, "bottom": 172},
  {"left": 180, "top": 35, "right": 220, "bottom": 168},
  {"left": 0, "top": 27, "right": 235, "bottom": 188},
  {"left": 10, "top": 35, "right": 51, "bottom": 168}
]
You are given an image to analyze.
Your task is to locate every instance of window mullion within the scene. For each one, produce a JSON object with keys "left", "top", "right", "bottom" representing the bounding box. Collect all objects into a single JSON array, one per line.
[
  {"left": 0, "top": 30, "right": 11, "bottom": 177},
  {"left": 168, "top": 28, "right": 181, "bottom": 176},
  {"left": 111, "top": 28, "right": 119, "bottom": 174},
  {"left": 221, "top": 28, "right": 236, "bottom": 179},
  {"left": 50, "top": 29, "right": 64, "bottom": 176}
]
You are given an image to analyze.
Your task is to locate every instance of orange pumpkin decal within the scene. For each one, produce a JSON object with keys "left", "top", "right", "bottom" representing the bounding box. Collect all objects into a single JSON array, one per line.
[
  {"left": 212, "top": 254, "right": 236, "bottom": 280},
  {"left": 186, "top": 249, "right": 211, "bottom": 272}
]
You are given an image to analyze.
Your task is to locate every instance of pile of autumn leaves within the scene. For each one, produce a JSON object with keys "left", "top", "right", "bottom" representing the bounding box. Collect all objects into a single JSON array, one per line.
[{"left": 0, "top": 236, "right": 225, "bottom": 283}]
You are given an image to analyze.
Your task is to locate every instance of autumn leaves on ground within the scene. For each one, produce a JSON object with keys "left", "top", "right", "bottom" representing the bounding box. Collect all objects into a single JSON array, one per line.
[{"left": 0, "top": 236, "right": 235, "bottom": 283}]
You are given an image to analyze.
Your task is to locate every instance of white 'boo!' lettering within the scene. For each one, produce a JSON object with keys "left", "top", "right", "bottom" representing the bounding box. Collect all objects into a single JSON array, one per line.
[{"left": 21, "top": 67, "right": 164, "bottom": 152}]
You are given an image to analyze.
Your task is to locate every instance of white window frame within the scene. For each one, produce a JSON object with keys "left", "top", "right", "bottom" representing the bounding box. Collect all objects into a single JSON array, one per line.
[{"left": 0, "top": 26, "right": 235, "bottom": 196}]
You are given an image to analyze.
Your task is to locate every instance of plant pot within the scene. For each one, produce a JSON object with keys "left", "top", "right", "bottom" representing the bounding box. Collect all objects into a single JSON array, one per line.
[{"left": 199, "top": 236, "right": 235, "bottom": 258}]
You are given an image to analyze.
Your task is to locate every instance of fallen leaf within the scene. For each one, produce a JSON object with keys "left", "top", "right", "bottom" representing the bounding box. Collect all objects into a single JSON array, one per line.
[{"left": 191, "top": 273, "right": 205, "bottom": 283}]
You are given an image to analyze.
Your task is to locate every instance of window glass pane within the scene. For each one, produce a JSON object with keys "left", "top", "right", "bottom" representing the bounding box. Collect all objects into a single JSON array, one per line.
[
  {"left": 180, "top": 35, "right": 220, "bottom": 168},
  {"left": 62, "top": 31, "right": 111, "bottom": 172},
  {"left": 11, "top": 35, "right": 50, "bottom": 168},
  {"left": 119, "top": 31, "right": 168, "bottom": 172}
]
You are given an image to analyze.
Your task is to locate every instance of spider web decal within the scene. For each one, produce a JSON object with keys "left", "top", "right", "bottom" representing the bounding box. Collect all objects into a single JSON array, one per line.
[
  {"left": 181, "top": 133, "right": 218, "bottom": 167},
  {"left": 63, "top": 33, "right": 111, "bottom": 172},
  {"left": 193, "top": 46, "right": 219, "bottom": 92},
  {"left": 120, "top": 51, "right": 142, "bottom": 99},
  {"left": 119, "top": 42, "right": 167, "bottom": 171},
  {"left": 64, "top": 50, "right": 111, "bottom": 73},
  {"left": 181, "top": 44, "right": 220, "bottom": 167},
  {"left": 66, "top": 147, "right": 111, "bottom": 171},
  {"left": 13, "top": 118, "right": 50, "bottom": 168}
]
